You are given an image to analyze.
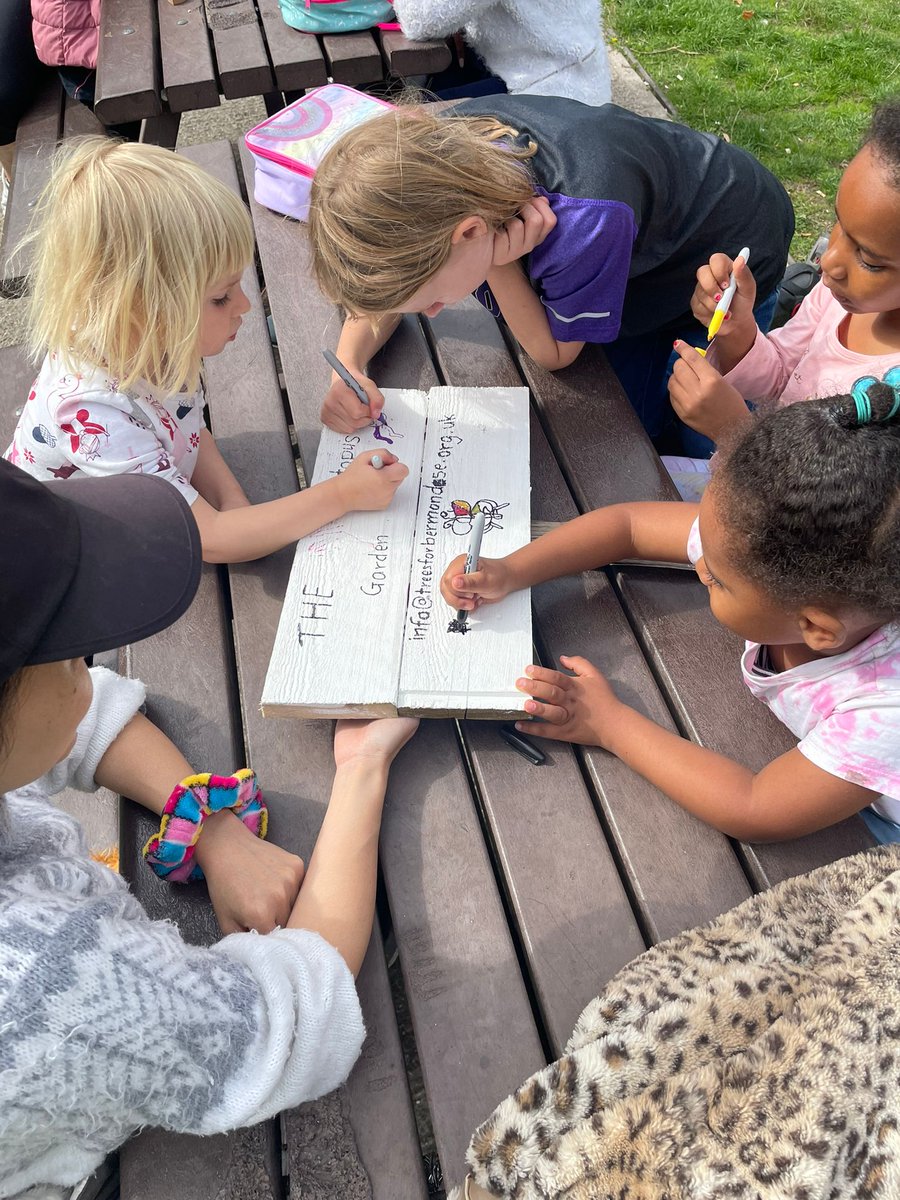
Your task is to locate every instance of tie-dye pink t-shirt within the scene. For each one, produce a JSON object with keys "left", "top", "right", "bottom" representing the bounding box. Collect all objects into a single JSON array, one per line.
[{"left": 688, "top": 519, "right": 900, "bottom": 822}]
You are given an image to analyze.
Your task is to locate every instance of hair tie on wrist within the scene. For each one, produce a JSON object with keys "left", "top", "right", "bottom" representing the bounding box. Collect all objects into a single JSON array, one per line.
[{"left": 143, "top": 769, "right": 267, "bottom": 883}]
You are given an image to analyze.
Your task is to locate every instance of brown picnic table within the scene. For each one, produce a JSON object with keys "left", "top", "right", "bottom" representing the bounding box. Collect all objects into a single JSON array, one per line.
[
  {"left": 0, "top": 140, "right": 875, "bottom": 1199},
  {"left": 93, "top": 0, "right": 452, "bottom": 133}
]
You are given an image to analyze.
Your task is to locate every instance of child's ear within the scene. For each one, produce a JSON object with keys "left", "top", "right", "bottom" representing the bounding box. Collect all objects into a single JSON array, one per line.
[
  {"left": 451, "top": 216, "right": 489, "bottom": 244},
  {"left": 797, "top": 607, "right": 846, "bottom": 652}
]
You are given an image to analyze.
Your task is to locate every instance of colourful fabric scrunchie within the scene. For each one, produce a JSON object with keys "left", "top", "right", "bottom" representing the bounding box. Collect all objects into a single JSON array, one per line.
[{"left": 143, "top": 769, "right": 268, "bottom": 883}]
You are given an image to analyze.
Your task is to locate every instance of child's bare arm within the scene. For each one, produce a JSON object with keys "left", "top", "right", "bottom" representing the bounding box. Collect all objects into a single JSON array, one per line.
[
  {"left": 487, "top": 262, "right": 585, "bottom": 370},
  {"left": 95, "top": 711, "right": 306, "bottom": 933},
  {"left": 441, "top": 501, "right": 697, "bottom": 610},
  {"left": 321, "top": 314, "right": 403, "bottom": 433},
  {"left": 517, "top": 657, "right": 878, "bottom": 842},
  {"left": 287, "top": 717, "right": 418, "bottom": 976},
  {"left": 668, "top": 341, "right": 753, "bottom": 443},
  {"left": 190, "top": 428, "right": 251, "bottom": 511},
  {"left": 191, "top": 450, "right": 408, "bottom": 564}
]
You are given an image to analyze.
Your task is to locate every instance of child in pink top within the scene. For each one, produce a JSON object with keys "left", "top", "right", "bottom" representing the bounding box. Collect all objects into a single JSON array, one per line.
[
  {"left": 440, "top": 381, "right": 900, "bottom": 844},
  {"left": 667, "top": 99, "right": 900, "bottom": 447}
]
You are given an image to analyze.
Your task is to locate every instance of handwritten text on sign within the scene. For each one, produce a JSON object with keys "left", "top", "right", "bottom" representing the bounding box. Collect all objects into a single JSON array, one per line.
[{"left": 262, "top": 387, "right": 531, "bottom": 719}]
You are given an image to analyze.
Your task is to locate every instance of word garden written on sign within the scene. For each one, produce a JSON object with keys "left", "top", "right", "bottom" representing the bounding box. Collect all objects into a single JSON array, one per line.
[{"left": 261, "top": 386, "right": 531, "bottom": 719}]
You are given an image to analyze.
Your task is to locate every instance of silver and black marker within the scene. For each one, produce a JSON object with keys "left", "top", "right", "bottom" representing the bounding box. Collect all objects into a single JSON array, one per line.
[
  {"left": 447, "top": 511, "right": 486, "bottom": 635},
  {"left": 322, "top": 348, "right": 370, "bottom": 408}
]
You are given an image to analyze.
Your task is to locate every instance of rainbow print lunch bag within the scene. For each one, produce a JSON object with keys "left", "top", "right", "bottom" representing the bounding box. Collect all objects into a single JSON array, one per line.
[
  {"left": 278, "top": 0, "right": 396, "bottom": 34},
  {"left": 244, "top": 85, "right": 394, "bottom": 221}
]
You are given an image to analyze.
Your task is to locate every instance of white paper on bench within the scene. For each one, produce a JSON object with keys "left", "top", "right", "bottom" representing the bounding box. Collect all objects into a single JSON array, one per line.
[
  {"left": 261, "top": 386, "right": 531, "bottom": 719},
  {"left": 398, "top": 386, "right": 531, "bottom": 717}
]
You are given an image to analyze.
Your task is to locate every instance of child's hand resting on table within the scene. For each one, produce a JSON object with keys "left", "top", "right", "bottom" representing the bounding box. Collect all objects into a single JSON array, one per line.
[
  {"left": 668, "top": 341, "right": 752, "bottom": 444},
  {"left": 321, "top": 370, "right": 386, "bottom": 435},
  {"left": 194, "top": 812, "right": 306, "bottom": 934},
  {"left": 515, "top": 656, "right": 623, "bottom": 748},
  {"left": 334, "top": 451, "right": 408, "bottom": 511}
]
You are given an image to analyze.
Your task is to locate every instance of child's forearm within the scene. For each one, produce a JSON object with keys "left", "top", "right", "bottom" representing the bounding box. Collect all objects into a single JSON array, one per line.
[
  {"left": 486, "top": 263, "right": 584, "bottom": 370},
  {"left": 709, "top": 323, "right": 758, "bottom": 375},
  {"left": 191, "top": 429, "right": 251, "bottom": 511},
  {"left": 287, "top": 759, "right": 388, "bottom": 976},
  {"left": 604, "top": 706, "right": 762, "bottom": 837},
  {"left": 95, "top": 712, "right": 193, "bottom": 814},
  {"left": 337, "top": 313, "right": 402, "bottom": 372},
  {"left": 506, "top": 503, "right": 696, "bottom": 591},
  {"left": 192, "top": 477, "right": 348, "bottom": 564}
]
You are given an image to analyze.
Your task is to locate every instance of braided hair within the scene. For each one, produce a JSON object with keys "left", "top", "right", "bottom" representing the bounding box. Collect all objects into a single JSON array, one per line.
[{"left": 713, "top": 379, "right": 900, "bottom": 615}]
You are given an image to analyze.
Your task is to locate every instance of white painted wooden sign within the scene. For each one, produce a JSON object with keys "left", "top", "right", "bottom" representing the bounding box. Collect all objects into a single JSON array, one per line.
[{"left": 261, "top": 386, "right": 531, "bottom": 719}]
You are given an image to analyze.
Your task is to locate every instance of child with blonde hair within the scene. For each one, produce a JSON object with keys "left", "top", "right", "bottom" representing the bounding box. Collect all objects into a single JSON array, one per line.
[
  {"left": 309, "top": 95, "right": 793, "bottom": 443},
  {"left": 441, "top": 381, "right": 900, "bottom": 845},
  {"left": 5, "top": 137, "right": 407, "bottom": 563},
  {"left": 669, "top": 98, "right": 900, "bottom": 449}
]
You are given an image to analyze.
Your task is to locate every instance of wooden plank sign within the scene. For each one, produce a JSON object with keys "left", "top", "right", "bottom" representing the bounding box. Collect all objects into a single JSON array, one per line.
[{"left": 261, "top": 385, "right": 531, "bottom": 719}]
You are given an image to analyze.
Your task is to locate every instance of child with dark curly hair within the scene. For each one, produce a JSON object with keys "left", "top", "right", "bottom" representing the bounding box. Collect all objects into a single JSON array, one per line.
[{"left": 441, "top": 379, "right": 900, "bottom": 844}]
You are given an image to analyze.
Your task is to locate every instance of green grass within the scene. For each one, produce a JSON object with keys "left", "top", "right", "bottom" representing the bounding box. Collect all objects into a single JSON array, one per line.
[{"left": 605, "top": 0, "right": 900, "bottom": 257}]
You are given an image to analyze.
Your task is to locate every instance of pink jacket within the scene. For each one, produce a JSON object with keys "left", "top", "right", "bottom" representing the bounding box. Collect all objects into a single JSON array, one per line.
[{"left": 31, "top": 0, "right": 101, "bottom": 69}]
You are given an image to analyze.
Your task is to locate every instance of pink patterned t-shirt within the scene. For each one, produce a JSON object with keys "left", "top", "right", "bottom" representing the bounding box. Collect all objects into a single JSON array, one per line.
[
  {"left": 687, "top": 519, "right": 900, "bottom": 823},
  {"left": 4, "top": 353, "right": 203, "bottom": 503}
]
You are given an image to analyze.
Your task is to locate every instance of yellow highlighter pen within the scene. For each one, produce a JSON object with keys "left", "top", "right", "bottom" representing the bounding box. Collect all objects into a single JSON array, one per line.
[{"left": 707, "top": 246, "right": 750, "bottom": 342}]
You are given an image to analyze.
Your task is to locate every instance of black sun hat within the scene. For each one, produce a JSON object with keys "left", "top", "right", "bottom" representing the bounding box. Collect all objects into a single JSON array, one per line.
[{"left": 0, "top": 459, "right": 201, "bottom": 682}]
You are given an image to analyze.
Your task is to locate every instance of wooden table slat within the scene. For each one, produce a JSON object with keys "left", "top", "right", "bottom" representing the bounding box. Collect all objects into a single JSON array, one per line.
[
  {"left": 62, "top": 93, "right": 105, "bottom": 138},
  {"left": 513, "top": 341, "right": 678, "bottom": 510},
  {"left": 189, "top": 140, "right": 428, "bottom": 1200},
  {"left": 95, "top": 0, "right": 163, "bottom": 124},
  {"left": 157, "top": 0, "right": 219, "bottom": 114},
  {"left": 1, "top": 73, "right": 61, "bottom": 297},
  {"left": 321, "top": 30, "right": 383, "bottom": 85},
  {"left": 256, "top": 3, "right": 329, "bottom": 92},
  {"left": 378, "top": 29, "right": 452, "bottom": 76},
  {"left": 426, "top": 300, "right": 750, "bottom": 944},
  {"left": 241, "top": 171, "right": 546, "bottom": 1180}
]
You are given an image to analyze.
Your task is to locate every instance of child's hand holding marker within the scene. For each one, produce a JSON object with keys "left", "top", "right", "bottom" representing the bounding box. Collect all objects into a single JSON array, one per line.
[
  {"left": 440, "top": 552, "right": 518, "bottom": 612},
  {"left": 335, "top": 451, "right": 408, "bottom": 511},
  {"left": 690, "top": 248, "right": 758, "bottom": 372},
  {"left": 668, "top": 342, "right": 752, "bottom": 444},
  {"left": 321, "top": 347, "right": 386, "bottom": 434}
]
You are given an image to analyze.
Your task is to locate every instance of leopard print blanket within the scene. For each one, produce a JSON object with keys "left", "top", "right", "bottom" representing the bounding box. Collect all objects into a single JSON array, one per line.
[{"left": 453, "top": 845, "right": 900, "bottom": 1200}]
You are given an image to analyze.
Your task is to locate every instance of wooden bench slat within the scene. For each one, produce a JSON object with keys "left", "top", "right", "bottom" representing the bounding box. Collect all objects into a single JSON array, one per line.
[
  {"left": 614, "top": 568, "right": 875, "bottom": 888},
  {"left": 120, "top": 1125, "right": 282, "bottom": 1200},
  {"left": 189, "top": 140, "right": 427, "bottom": 1200},
  {"left": 205, "top": 0, "right": 274, "bottom": 98},
  {"left": 157, "top": 0, "right": 219, "bottom": 114},
  {"left": 378, "top": 29, "right": 452, "bottom": 76},
  {"left": 95, "top": 0, "right": 163, "bottom": 124},
  {"left": 256, "top": 5, "right": 329, "bottom": 92},
  {"left": 321, "top": 30, "right": 383, "bottom": 85},
  {"left": 1, "top": 73, "right": 62, "bottom": 297}
]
